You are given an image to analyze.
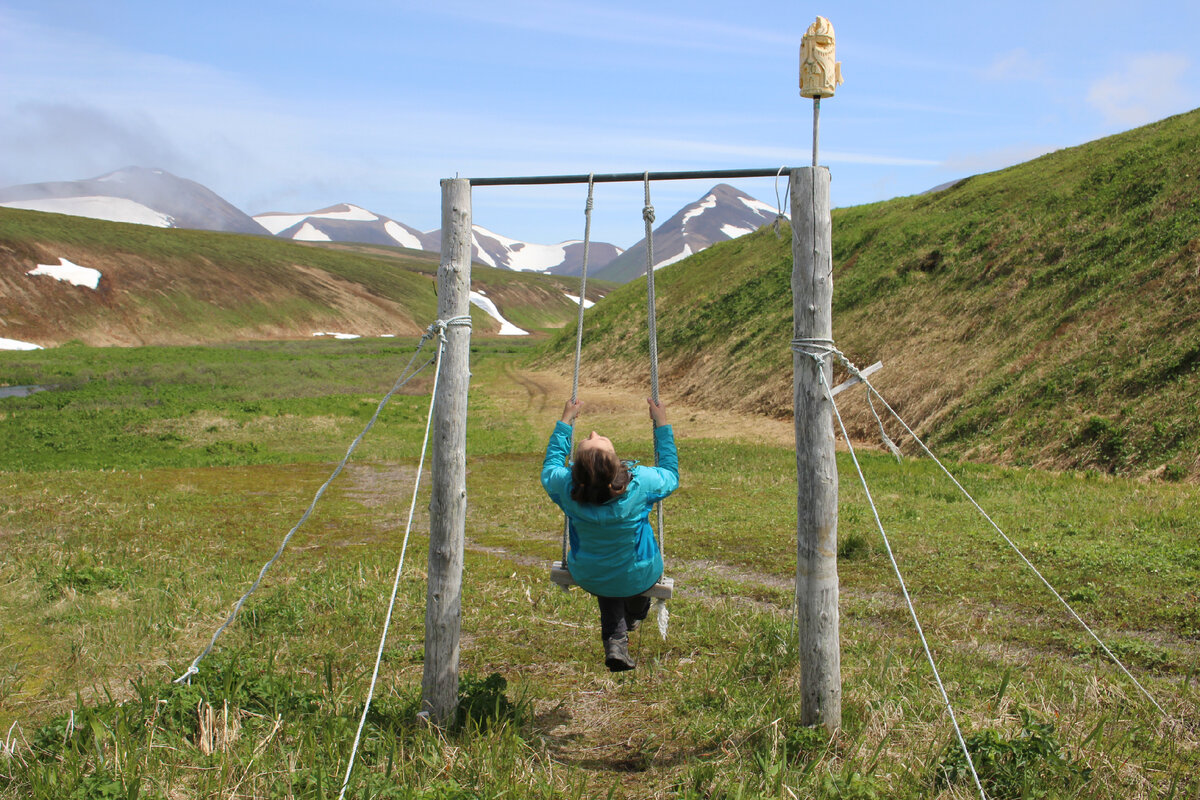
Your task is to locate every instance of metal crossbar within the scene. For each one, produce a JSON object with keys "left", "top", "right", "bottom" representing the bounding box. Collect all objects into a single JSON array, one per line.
[{"left": 468, "top": 167, "right": 793, "bottom": 187}]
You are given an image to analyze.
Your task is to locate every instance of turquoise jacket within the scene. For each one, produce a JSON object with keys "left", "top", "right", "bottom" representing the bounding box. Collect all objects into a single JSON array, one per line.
[{"left": 541, "top": 421, "right": 679, "bottom": 598}]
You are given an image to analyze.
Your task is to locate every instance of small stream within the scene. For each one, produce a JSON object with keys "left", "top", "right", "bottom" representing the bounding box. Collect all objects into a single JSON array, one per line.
[{"left": 0, "top": 385, "right": 47, "bottom": 399}]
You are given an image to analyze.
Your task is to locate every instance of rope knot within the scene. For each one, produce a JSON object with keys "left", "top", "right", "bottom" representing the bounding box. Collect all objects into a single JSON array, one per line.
[
  {"left": 424, "top": 315, "right": 473, "bottom": 344},
  {"left": 642, "top": 205, "right": 655, "bottom": 224},
  {"left": 790, "top": 337, "right": 838, "bottom": 368}
]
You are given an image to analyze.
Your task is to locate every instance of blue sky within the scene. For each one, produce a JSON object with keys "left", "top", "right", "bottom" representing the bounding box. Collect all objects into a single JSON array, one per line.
[{"left": 2, "top": 1, "right": 1198, "bottom": 247}]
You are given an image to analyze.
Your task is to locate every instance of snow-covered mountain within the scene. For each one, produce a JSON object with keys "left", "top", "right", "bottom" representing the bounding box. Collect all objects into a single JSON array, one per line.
[
  {"left": 591, "top": 184, "right": 780, "bottom": 283},
  {"left": 258, "top": 206, "right": 623, "bottom": 274},
  {"left": 0, "top": 167, "right": 270, "bottom": 235},
  {"left": 1, "top": 168, "right": 778, "bottom": 282},
  {"left": 469, "top": 226, "right": 622, "bottom": 273},
  {"left": 255, "top": 204, "right": 435, "bottom": 250}
]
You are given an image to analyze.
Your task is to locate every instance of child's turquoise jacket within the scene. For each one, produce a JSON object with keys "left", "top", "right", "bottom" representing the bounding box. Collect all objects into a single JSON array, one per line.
[{"left": 541, "top": 421, "right": 679, "bottom": 597}]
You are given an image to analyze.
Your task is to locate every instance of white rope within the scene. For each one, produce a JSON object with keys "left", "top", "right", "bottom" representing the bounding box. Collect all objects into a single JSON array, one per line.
[
  {"left": 842, "top": 360, "right": 1170, "bottom": 718},
  {"left": 772, "top": 165, "right": 791, "bottom": 238},
  {"left": 175, "top": 318, "right": 469, "bottom": 684},
  {"left": 796, "top": 340, "right": 1170, "bottom": 719},
  {"left": 796, "top": 344, "right": 988, "bottom": 799},
  {"left": 563, "top": 177, "right": 595, "bottom": 567},
  {"left": 337, "top": 319, "right": 462, "bottom": 800},
  {"left": 642, "top": 173, "right": 666, "bottom": 553},
  {"left": 642, "top": 173, "right": 671, "bottom": 637}
]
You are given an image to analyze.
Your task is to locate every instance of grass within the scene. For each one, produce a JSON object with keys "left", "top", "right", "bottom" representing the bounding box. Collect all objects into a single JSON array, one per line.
[
  {"left": 0, "top": 339, "right": 1196, "bottom": 798},
  {"left": 537, "top": 108, "right": 1200, "bottom": 480}
]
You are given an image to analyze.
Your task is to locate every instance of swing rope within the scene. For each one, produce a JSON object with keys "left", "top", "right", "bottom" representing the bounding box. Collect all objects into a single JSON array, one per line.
[
  {"left": 643, "top": 173, "right": 665, "bottom": 555},
  {"left": 554, "top": 174, "right": 672, "bottom": 628},
  {"left": 643, "top": 174, "right": 670, "bottom": 636},
  {"left": 336, "top": 316, "right": 468, "bottom": 800},
  {"left": 561, "top": 175, "right": 595, "bottom": 568}
]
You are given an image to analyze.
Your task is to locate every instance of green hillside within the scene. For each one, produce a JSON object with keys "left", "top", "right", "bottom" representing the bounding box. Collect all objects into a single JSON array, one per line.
[
  {"left": 0, "top": 209, "right": 606, "bottom": 346},
  {"left": 544, "top": 108, "right": 1200, "bottom": 478}
]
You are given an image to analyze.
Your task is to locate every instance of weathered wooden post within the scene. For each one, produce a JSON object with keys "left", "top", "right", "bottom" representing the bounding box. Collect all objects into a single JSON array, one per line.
[
  {"left": 793, "top": 15, "right": 843, "bottom": 733},
  {"left": 791, "top": 166, "right": 841, "bottom": 732},
  {"left": 422, "top": 178, "right": 472, "bottom": 725}
]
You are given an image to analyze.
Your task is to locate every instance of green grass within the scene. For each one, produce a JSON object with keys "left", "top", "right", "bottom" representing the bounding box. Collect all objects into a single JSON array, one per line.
[
  {"left": 539, "top": 108, "right": 1200, "bottom": 480},
  {"left": 0, "top": 341, "right": 1196, "bottom": 799}
]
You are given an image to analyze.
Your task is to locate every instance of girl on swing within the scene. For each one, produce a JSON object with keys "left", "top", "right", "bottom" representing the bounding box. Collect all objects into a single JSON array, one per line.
[{"left": 541, "top": 397, "right": 679, "bottom": 672}]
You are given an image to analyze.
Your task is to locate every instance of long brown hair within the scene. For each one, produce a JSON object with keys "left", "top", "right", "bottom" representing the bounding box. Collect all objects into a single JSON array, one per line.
[{"left": 570, "top": 446, "right": 632, "bottom": 504}]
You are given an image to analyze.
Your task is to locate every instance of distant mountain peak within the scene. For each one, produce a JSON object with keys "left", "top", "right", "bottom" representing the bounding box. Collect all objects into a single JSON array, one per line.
[
  {"left": 0, "top": 167, "right": 270, "bottom": 235},
  {"left": 592, "top": 183, "right": 779, "bottom": 282}
]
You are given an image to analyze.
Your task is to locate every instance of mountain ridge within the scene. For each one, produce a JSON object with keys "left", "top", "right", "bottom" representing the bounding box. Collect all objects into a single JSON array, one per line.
[
  {"left": 0, "top": 167, "right": 271, "bottom": 236},
  {"left": 541, "top": 107, "right": 1200, "bottom": 478}
]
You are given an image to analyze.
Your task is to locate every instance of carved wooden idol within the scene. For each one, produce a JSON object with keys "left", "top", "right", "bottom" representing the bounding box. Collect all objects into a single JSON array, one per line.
[{"left": 800, "top": 16, "right": 843, "bottom": 99}]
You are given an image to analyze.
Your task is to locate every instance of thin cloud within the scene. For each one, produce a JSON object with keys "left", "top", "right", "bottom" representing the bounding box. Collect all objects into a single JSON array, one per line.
[
  {"left": 416, "top": 0, "right": 793, "bottom": 54},
  {"left": 633, "top": 138, "right": 939, "bottom": 167},
  {"left": 984, "top": 48, "right": 1049, "bottom": 82},
  {"left": 1087, "top": 53, "right": 1195, "bottom": 127},
  {"left": 0, "top": 103, "right": 194, "bottom": 186}
]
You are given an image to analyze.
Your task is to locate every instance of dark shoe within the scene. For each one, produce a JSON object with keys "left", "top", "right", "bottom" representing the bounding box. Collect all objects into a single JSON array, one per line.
[
  {"left": 604, "top": 636, "right": 635, "bottom": 672},
  {"left": 626, "top": 616, "right": 641, "bottom": 634}
]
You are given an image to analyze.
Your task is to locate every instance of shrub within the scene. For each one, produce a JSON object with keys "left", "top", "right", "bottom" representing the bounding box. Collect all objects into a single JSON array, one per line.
[{"left": 934, "top": 707, "right": 1091, "bottom": 799}]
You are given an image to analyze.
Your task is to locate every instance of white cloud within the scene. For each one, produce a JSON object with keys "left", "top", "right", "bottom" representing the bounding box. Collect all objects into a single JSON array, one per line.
[
  {"left": 1087, "top": 53, "right": 1195, "bottom": 127},
  {"left": 420, "top": 0, "right": 793, "bottom": 54},
  {"left": 633, "top": 137, "right": 939, "bottom": 167},
  {"left": 984, "top": 48, "right": 1048, "bottom": 82}
]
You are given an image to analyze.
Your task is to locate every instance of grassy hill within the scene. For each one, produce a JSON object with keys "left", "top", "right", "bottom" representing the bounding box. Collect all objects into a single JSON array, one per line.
[
  {"left": 0, "top": 209, "right": 609, "bottom": 346},
  {"left": 543, "top": 108, "right": 1200, "bottom": 478}
]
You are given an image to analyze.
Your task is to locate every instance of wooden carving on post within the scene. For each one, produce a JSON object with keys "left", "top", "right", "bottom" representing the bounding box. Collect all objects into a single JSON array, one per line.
[{"left": 799, "top": 16, "right": 843, "bottom": 99}]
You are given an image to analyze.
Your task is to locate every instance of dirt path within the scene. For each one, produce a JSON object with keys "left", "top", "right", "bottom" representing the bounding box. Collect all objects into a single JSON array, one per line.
[{"left": 499, "top": 362, "right": 795, "bottom": 446}]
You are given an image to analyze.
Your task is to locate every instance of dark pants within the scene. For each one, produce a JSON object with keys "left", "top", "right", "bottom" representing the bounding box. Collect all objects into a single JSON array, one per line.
[{"left": 597, "top": 594, "right": 652, "bottom": 642}]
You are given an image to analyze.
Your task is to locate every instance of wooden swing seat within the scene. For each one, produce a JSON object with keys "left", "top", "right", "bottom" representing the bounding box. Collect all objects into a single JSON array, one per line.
[{"left": 549, "top": 561, "right": 674, "bottom": 599}]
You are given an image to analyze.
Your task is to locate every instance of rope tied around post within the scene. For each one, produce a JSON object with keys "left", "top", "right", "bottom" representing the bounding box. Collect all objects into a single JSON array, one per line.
[
  {"left": 791, "top": 338, "right": 899, "bottom": 458},
  {"left": 424, "top": 315, "right": 474, "bottom": 345}
]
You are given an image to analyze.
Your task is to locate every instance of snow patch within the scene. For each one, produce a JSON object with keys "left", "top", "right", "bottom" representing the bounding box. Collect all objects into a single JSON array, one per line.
[
  {"left": 739, "top": 196, "right": 778, "bottom": 216},
  {"left": 0, "top": 338, "right": 42, "bottom": 350},
  {"left": 255, "top": 204, "right": 380, "bottom": 235},
  {"left": 312, "top": 331, "right": 361, "bottom": 340},
  {"left": 653, "top": 244, "right": 693, "bottom": 271},
  {"left": 681, "top": 194, "right": 718, "bottom": 227},
  {"left": 720, "top": 224, "right": 756, "bottom": 239},
  {"left": 469, "top": 291, "right": 529, "bottom": 336},
  {"left": 564, "top": 293, "right": 595, "bottom": 309},
  {"left": 254, "top": 213, "right": 310, "bottom": 234},
  {"left": 293, "top": 222, "right": 332, "bottom": 242},
  {"left": 473, "top": 225, "right": 578, "bottom": 272},
  {"left": 27, "top": 258, "right": 102, "bottom": 289},
  {"left": 1, "top": 196, "right": 174, "bottom": 227},
  {"left": 318, "top": 204, "right": 378, "bottom": 222},
  {"left": 384, "top": 220, "right": 423, "bottom": 249}
]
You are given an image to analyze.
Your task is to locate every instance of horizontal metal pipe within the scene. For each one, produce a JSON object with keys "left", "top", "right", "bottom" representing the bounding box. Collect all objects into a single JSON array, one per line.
[{"left": 467, "top": 167, "right": 794, "bottom": 187}]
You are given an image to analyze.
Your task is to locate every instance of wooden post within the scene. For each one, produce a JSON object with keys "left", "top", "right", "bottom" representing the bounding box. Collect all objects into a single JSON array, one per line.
[
  {"left": 791, "top": 166, "right": 842, "bottom": 732},
  {"left": 422, "top": 178, "right": 472, "bottom": 725}
]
